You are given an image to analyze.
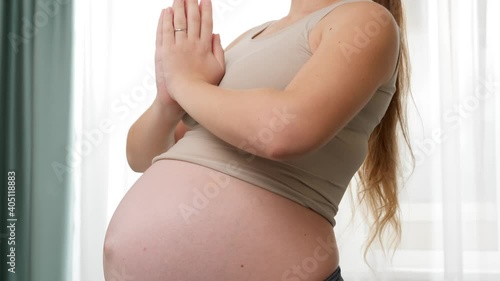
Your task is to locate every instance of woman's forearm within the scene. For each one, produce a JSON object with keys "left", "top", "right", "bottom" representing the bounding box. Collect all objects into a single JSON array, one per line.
[
  {"left": 172, "top": 80, "right": 299, "bottom": 160},
  {"left": 126, "top": 98, "right": 185, "bottom": 172}
]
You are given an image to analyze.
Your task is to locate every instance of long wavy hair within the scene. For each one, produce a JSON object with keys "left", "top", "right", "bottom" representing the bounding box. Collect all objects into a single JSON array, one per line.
[{"left": 356, "top": 0, "right": 413, "bottom": 260}]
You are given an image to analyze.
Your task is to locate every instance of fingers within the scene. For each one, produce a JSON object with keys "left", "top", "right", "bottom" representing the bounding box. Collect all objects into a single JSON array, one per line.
[
  {"left": 162, "top": 8, "right": 175, "bottom": 45},
  {"left": 172, "top": 0, "right": 187, "bottom": 41},
  {"left": 200, "top": 0, "right": 213, "bottom": 44},
  {"left": 166, "top": 0, "right": 213, "bottom": 47},
  {"left": 156, "top": 9, "right": 164, "bottom": 48},
  {"left": 186, "top": 0, "right": 201, "bottom": 38}
]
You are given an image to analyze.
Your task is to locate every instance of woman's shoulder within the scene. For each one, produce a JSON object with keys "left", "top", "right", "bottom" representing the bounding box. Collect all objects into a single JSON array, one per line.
[{"left": 315, "top": 1, "right": 398, "bottom": 35}]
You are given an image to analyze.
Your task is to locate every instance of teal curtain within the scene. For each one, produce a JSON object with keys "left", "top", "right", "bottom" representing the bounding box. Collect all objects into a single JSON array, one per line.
[{"left": 1, "top": 1, "right": 74, "bottom": 281}]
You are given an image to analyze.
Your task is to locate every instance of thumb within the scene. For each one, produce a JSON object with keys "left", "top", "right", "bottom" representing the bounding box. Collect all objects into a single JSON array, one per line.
[{"left": 212, "top": 34, "right": 225, "bottom": 69}]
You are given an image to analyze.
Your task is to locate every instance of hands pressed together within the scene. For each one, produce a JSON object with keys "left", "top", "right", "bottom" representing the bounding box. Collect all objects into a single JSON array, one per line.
[{"left": 155, "top": 0, "right": 225, "bottom": 109}]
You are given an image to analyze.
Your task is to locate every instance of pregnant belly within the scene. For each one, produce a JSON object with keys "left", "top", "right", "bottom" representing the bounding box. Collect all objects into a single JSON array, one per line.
[{"left": 103, "top": 160, "right": 339, "bottom": 281}]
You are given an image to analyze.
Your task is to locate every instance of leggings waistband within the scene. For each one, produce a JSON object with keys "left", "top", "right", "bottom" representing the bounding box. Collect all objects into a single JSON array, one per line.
[{"left": 324, "top": 267, "right": 343, "bottom": 281}]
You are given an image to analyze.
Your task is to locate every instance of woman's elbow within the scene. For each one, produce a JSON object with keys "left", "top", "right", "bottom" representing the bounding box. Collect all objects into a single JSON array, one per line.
[{"left": 126, "top": 147, "right": 149, "bottom": 173}]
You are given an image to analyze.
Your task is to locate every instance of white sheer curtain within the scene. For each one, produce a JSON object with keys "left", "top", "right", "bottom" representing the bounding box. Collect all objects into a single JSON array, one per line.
[{"left": 71, "top": 0, "right": 500, "bottom": 280}]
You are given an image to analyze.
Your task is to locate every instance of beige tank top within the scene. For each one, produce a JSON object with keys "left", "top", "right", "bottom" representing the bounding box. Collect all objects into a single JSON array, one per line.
[{"left": 153, "top": 0, "right": 400, "bottom": 226}]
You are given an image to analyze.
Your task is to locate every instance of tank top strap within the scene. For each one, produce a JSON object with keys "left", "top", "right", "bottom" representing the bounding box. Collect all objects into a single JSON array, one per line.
[{"left": 304, "top": 0, "right": 373, "bottom": 31}]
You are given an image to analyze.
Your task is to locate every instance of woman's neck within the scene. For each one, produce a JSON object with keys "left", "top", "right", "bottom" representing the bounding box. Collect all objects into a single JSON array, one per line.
[{"left": 288, "top": 0, "right": 342, "bottom": 18}]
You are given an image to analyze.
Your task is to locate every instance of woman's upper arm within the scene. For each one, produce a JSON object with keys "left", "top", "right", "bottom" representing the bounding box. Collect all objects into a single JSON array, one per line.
[{"left": 276, "top": 2, "right": 400, "bottom": 158}]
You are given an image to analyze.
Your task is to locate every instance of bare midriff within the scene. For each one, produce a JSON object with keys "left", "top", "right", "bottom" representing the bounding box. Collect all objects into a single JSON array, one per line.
[{"left": 103, "top": 160, "right": 339, "bottom": 281}]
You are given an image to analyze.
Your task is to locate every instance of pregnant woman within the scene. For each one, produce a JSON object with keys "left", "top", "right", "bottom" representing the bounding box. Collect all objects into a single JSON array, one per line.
[{"left": 103, "top": 0, "right": 411, "bottom": 280}]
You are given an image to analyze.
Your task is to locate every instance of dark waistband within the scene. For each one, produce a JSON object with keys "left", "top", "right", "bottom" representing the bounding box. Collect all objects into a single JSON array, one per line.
[{"left": 324, "top": 267, "right": 343, "bottom": 281}]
